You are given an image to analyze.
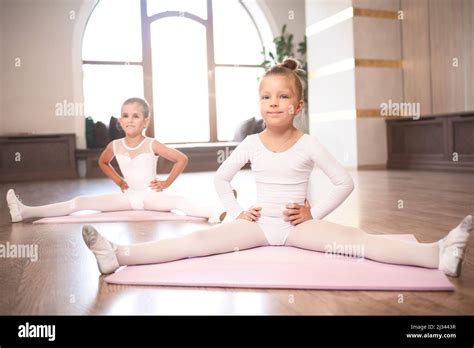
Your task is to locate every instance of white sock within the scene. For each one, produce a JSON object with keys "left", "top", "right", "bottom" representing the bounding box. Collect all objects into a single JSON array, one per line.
[{"left": 438, "top": 215, "right": 472, "bottom": 277}]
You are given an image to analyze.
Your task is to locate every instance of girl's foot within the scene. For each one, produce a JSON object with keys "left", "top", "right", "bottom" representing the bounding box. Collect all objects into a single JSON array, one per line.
[
  {"left": 208, "top": 207, "right": 227, "bottom": 224},
  {"left": 438, "top": 215, "right": 472, "bottom": 277},
  {"left": 208, "top": 189, "right": 237, "bottom": 224},
  {"left": 82, "top": 225, "right": 120, "bottom": 275},
  {"left": 6, "top": 189, "right": 23, "bottom": 222}
]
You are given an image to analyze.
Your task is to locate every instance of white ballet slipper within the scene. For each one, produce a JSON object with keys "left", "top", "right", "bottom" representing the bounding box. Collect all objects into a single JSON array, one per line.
[
  {"left": 207, "top": 189, "right": 237, "bottom": 224},
  {"left": 208, "top": 207, "right": 227, "bottom": 224},
  {"left": 438, "top": 215, "right": 472, "bottom": 277},
  {"left": 82, "top": 225, "right": 120, "bottom": 275},
  {"left": 6, "top": 189, "right": 23, "bottom": 223}
]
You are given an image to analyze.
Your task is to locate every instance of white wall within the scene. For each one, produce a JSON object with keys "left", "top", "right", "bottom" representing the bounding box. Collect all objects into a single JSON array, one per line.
[
  {"left": 305, "top": 0, "right": 402, "bottom": 168},
  {"left": 305, "top": 0, "right": 358, "bottom": 168},
  {"left": 1, "top": 0, "right": 94, "bottom": 148},
  {"left": 258, "top": 0, "right": 306, "bottom": 47}
]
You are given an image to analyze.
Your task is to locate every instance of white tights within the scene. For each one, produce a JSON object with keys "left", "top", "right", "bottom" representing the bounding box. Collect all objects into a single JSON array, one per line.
[
  {"left": 17, "top": 192, "right": 215, "bottom": 219},
  {"left": 116, "top": 219, "right": 439, "bottom": 268}
]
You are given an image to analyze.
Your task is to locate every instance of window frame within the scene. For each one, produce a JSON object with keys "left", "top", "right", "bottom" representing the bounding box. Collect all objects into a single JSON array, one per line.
[{"left": 82, "top": 0, "right": 266, "bottom": 143}]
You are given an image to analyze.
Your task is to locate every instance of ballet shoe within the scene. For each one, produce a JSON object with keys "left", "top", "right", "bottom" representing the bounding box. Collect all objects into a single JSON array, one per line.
[
  {"left": 82, "top": 225, "right": 120, "bottom": 275},
  {"left": 208, "top": 210, "right": 227, "bottom": 224},
  {"left": 208, "top": 189, "right": 237, "bottom": 224},
  {"left": 438, "top": 215, "right": 472, "bottom": 277},
  {"left": 6, "top": 189, "right": 23, "bottom": 223}
]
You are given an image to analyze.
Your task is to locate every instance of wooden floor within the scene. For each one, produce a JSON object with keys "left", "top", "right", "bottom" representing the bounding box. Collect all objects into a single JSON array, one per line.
[{"left": 0, "top": 169, "right": 473, "bottom": 315}]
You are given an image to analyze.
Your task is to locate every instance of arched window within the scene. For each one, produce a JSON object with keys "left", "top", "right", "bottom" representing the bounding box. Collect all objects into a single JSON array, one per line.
[{"left": 82, "top": 0, "right": 273, "bottom": 143}]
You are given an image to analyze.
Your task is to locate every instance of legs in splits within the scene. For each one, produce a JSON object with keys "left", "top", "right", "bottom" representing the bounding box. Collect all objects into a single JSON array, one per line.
[
  {"left": 142, "top": 191, "right": 226, "bottom": 222},
  {"left": 285, "top": 216, "right": 472, "bottom": 277},
  {"left": 82, "top": 213, "right": 472, "bottom": 277},
  {"left": 82, "top": 219, "right": 268, "bottom": 274},
  {"left": 6, "top": 189, "right": 132, "bottom": 222},
  {"left": 7, "top": 188, "right": 229, "bottom": 223}
]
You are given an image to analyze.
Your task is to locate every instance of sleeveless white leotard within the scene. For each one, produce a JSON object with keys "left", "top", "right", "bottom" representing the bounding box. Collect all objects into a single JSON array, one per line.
[
  {"left": 113, "top": 137, "right": 158, "bottom": 209},
  {"left": 214, "top": 134, "right": 354, "bottom": 245}
]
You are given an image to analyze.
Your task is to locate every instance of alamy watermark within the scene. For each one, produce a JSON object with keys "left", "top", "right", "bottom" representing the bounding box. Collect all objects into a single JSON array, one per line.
[
  {"left": 380, "top": 99, "right": 420, "bottom": 120},
  {"left": 0, "top": 242, "right": 38, "bottom": 262},
  {"left": 216, "top": 148, "right": 261, "bottom": 164},
  {"left": 18, "top": 322, "right": 55, "bottom": 341},
  {"left": 324, "top": 242, "right": 365, "bottom": 261},
  {"left": 55, "top": 100, "right": 84, "bottom": 117},
  {"left": 217, "top": 147, "right": 234, "bottom": 164}
]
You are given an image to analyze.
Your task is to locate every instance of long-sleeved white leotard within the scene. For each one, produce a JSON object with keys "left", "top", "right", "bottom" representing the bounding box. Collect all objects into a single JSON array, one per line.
[{"left": 214, "top": 134, "right": 354, "bottom": 245}]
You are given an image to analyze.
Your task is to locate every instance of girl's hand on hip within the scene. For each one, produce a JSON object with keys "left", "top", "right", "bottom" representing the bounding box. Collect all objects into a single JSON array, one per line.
[
  {"left": 149, "top": 179, "right": 170, "bottom": 192},
  {"left": 283, "top": 199, "right": 313, "bottom": 225},
  {"left": 237, "top": 207, "right": 262, "bottom": 222},
  {"left": 118, "top": 180, "right": 129, "bottom": 192}
]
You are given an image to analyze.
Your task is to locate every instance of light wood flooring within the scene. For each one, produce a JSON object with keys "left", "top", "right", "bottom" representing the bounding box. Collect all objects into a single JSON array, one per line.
[{"left": 0, "top": 169, "right": 473, "bottom": 315}]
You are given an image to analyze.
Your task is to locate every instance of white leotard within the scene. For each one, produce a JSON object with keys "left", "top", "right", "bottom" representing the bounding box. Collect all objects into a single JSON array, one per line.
[
  {"left": 113, "top": 137, "right": 158, "bottom": 209},
  {"left": 214, "top": 134, "right": 354, "bottom": 245}
]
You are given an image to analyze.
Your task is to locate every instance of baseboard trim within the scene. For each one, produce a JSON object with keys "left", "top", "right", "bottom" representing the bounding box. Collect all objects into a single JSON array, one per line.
[{"left": 357, "top": 163, "right": 387, "bottom": 170}]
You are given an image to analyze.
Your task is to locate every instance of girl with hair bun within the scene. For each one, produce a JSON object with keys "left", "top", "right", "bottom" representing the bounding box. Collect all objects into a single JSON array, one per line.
[{"left": 82, "top": 60, "right": 471, "bottom": 278}]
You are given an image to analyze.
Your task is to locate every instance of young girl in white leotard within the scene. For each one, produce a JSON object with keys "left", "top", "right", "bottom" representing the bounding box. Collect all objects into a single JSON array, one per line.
[
  {"left": 6, "top": 98, "right": 226, "bottom": 223},
  {"left": 82, "top": 60, "right": 472, "bottom": 278}
]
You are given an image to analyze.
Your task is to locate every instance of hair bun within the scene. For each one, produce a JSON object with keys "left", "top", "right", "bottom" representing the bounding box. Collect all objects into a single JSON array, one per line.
[
  {"left": 263, "top": 58, "right": 305, "bottom": 100},
  {"left": 280, "top": 58, "right": 301, "bottom": 71}
]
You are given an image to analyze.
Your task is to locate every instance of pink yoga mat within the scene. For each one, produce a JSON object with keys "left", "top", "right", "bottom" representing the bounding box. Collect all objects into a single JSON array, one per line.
[
  {"left": 105, "top": 234, "right": 454, "bottom": 291},
  {"left": 33, "top": 210, "right": 206, "bottom": 224}
]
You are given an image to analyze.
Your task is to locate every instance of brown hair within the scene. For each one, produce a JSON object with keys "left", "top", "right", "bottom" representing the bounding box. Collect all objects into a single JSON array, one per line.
[
  {"left": 122, "top": 97, "right": 150, "bottom": 118},
  {"left": 262, "top": 58, "right": 304, "bottom": 100}
]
